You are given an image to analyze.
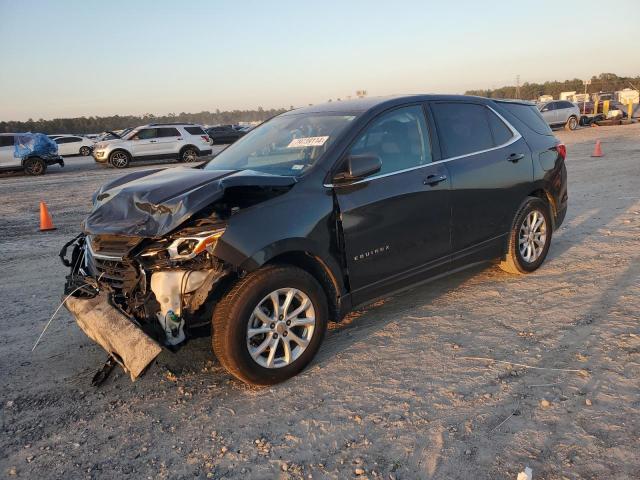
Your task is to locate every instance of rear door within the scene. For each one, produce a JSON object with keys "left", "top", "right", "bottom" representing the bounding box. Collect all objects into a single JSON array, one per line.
[
  {"left": 130, "top": 128, "right": 159, "bottom": 157},
  {"left": 333, "top": 104, "right": 451, "bottom": 303},
  {"left": 429, "top": 101, "right": 532, "bottom": 263},
  {"left": 155, "top": 127, "right": 181, "bottom": 155},
  {"left": 0, "top": 135, "right": 17, "bottom": 167}
]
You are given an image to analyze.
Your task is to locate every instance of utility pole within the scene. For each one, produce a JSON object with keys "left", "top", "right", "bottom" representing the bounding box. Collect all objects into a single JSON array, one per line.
[{"left": 515, "top": 75, "right": 521, "bottom": 99}]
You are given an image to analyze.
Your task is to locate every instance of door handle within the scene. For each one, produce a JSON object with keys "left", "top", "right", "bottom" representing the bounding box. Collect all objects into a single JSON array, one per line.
[
  {"left": 149, "top": 140, "right": 157, "bottom": 143},
  {"left": 424, "top": 174, "right": 447, "bottom": 186},
  {"left": 507, "top": 153, "right": 525, "bottom": 163}
]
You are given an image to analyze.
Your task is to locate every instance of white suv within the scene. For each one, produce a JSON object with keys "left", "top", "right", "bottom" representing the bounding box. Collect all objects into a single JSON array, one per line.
[{"left": 92, "top": 123, "right": 213, "bottom": 168}]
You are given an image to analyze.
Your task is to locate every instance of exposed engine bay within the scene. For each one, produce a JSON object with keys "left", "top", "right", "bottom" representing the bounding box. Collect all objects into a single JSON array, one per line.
[{"left": 60, "top": 166, "right": 297, "bottom": 380}]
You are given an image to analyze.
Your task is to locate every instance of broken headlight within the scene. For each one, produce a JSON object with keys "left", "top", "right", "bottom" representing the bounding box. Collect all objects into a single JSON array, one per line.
[{"left": 166, "top": 228, "right": 226, "bottom": 261}]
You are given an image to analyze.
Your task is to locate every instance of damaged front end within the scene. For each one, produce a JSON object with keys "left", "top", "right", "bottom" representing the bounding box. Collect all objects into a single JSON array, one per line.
[
  {"left": 61, "top": 220, "right": 233, "bottom": 379},
  {"left": 61, "top": 167, "right": 295, "bottom": 380}
]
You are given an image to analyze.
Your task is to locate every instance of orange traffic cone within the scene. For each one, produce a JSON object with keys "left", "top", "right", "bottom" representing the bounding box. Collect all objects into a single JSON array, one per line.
[
  {"left": 39, "top": 201, "right": 56, "bottom": 231},
  {"left": 591, "top": 140, "right": 603, "bottom": 157}
]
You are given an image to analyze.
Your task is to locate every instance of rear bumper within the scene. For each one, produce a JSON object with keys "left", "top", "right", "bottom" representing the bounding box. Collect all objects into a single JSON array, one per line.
[{"left": 44, "top": 155, "right": 64, "bottom": 167}]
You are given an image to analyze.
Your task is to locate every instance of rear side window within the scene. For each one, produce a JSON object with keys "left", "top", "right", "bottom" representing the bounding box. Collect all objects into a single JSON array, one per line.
[
  {"left": 0, "top": 135, "right": 14, "bottom": 147},
  {"left": 501, "top": 103, "right": 553, "bottom": 135},
  {"left": 56, "top": 137, "right": 81, "bottom": 144},
  {"left": 157, "top": 128, "right": 180, "bottom": 137},
  {"left": 431, "top": 103, "right": 494, "bottom": 158},
  {"left": 487, "top": 110, "right": 513, "bottom": 145},
  {"left": 184, "top": 126, "right": 205, "bottom": 135}
]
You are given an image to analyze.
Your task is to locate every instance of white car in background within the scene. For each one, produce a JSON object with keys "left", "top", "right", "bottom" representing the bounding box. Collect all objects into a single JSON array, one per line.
[
  {"left": 537, "top": 100, "right": 581, "bottom": 130},
  {"left": 92, "top": 123, "right": 212, "bottom": 168},
  {"left": 52, "top": 135, "right": 95, "bottom": 156}
]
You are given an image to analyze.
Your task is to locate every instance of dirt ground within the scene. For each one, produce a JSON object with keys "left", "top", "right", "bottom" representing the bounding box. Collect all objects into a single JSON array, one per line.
[{"left": 1, "top": 125, "right": 639, "bottom": 480}]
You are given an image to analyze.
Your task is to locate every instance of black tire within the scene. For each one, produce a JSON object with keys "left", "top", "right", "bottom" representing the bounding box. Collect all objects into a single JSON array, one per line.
[
  {"left": 499, "top": 197, "right": 552, "bottom": 274},
  {"left": 109, "top": 150, "right": 131, "bottom": 168},
  {"left": 565, "top": 116, "right": 578, "bottom": 130},
  {"left": 80, "top": 146, "right": 91, "bottom": 156},
  {"left": 24, "top": 157, "right": 47, "bottom": 176},
  {"left": 212, "top": 265, "right": 328, "bottom": 385},
  {"left": 178, "top": 146, "right": 198, "bottom": 163}
]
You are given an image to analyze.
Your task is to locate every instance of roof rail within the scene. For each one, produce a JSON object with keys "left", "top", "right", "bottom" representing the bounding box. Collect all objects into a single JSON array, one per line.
[{"left": 148, "top": 122, "right": 196, "bottom": 126}]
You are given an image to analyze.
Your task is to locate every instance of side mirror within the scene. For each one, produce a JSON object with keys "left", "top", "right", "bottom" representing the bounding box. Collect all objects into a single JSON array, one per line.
[{"left": 333, "top": 154, "right": 382, "bottom": 184}]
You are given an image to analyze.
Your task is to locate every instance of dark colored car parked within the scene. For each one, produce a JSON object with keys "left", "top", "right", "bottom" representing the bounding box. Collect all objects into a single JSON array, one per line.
[
  {"left": 206, "top": 125, "right": 246, "bottom": 145},
  {"left": 61, "top": 95, "right": 568, "bottom": 385}
]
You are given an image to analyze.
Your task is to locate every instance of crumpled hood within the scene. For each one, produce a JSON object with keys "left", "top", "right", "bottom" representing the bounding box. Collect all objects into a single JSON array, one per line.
[{"left": 84, "top": 167, "right": 296, "bottom": 238}]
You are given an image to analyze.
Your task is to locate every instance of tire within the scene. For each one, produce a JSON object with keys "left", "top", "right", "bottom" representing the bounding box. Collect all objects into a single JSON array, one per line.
[
  {"left": 179, "top": 147, "right": 198, "bottom": 163},
  {"left": 499, "top": 197, "right": 552, "bottom": 274},
  {"left": 109, "top": 150, "right": 131, "bottom": 168},
  {"left": 212, "top": 265, "right": 328, "bottom": 385},
  {"left": 80, "top": 146, "right": 91, "bottom": 156},
  {"left": 565, "top": 116, "right": 578, "bottom": 130},
  {"left": 24, "top": 157, "right": 47, "bottom": 176}
]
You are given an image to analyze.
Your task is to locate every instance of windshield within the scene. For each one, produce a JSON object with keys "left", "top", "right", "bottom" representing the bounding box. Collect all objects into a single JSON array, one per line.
[{"left": 204, "top": 113, "right": 357, "bottom": 176}]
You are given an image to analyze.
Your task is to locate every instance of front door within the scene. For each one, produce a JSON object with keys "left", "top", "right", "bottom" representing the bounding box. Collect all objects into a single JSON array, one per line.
[
  {"left": 333, "top": 105, "right": 452, "bottom": 304},
  {"left": 539, "top": 102, "right": 557, "bottom": 125},
  {"left": 429, "top": 101, "right": 533, "bottom": 262},
  {"left": 130, "top": 128, "right": 160, "bottom": 157}
]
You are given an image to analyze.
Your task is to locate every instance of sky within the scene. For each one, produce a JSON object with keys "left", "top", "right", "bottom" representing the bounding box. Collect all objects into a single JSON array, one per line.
[{"left": 0, "top": 0, "right": 638, "bottom": 121}]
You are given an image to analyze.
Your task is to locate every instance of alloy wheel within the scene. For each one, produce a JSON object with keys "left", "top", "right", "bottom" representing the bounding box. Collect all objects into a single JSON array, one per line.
[
  {"left": 110, "top": 152, "right": 129, "bottom": 168},
  {"left": 246, "top": 288, "right": 316, "bottom": 369},
  {"left": 25, "top": 159, "right": 44, "bottom": 175},
  {"left": 519, "top": 209, "right": 547, "bottom": 263},
  {"left": 182, "top": 149, "right": 197, "bottom": 162}
]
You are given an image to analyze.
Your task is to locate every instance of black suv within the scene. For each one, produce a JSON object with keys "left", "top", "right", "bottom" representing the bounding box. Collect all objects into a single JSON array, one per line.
[
  {"left": 206, "top": 125, "right": 246, "bottom": 145},
  {"left": 62, "top": 95, "right": 568, "bottom": 385}
]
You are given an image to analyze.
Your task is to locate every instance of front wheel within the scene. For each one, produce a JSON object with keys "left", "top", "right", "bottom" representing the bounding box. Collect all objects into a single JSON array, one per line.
[
  {"left": 565, "top": 116, "right": 578, "bottom": 130},
  {"left": 109, "top": 150, "right": 130, "bottom": 168},
  {"left": 24, "top": 157, "right": 47, "bottom": 176},
  {"left": 80, "top": 146, "right": 91, "bottom": 156},
  {"left": 212, "top": 265, "right": 328, "bottom": 385},
  {"left": 499, "top": 197, "right": 552, "bottom": 274}
]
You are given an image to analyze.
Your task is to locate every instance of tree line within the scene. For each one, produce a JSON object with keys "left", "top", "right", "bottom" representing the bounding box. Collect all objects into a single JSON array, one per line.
[
  {"left": 465, "top": 73, "right": 640, "bottom": 100},
  {"left": 0, "top": 107, "right": 289, "bottom": 135}
]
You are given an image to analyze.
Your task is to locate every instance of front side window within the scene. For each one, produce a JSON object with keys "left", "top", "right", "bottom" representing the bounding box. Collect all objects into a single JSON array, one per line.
[
  {"left": 348, "top": 105, "right": 432, "bottom": 176},
  {"left": 432, "top": 103, "right": 494, "bottom": 158},
  {"left": 134, "top": 128, "right": 158, "bottom": 140},
  {"left": 0, "top": 135, "right": 14, "bottom": 147},
  {"left": 204, "top": 113, "right": 356, "bottom": 176}
]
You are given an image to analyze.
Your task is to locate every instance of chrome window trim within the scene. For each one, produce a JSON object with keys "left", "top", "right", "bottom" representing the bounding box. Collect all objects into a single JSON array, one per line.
[{"left": 324, "top": 104, "right": 521, "bottom": 188}]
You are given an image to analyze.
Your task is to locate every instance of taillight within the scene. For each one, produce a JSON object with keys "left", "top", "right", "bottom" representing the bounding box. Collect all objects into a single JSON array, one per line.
[
  {"left": 556, "top": 143, "right": 566, "bottom": 160},
  {"left": 201, "top": 135, "right": 210, "bottom": 143}
]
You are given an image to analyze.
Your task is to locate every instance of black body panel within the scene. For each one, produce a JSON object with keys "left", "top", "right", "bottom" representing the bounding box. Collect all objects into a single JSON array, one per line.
[{"left": 77, "top": 94, "right": 568, "bottom": 316}]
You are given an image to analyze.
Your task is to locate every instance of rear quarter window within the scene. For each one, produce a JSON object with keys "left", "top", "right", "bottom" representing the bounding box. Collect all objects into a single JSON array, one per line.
[
  {"left": 184, "top": 127, "right": 205, "bottom": 135},
  {"left": 500, "top": 103, "right": 553, "bottom": 136}
]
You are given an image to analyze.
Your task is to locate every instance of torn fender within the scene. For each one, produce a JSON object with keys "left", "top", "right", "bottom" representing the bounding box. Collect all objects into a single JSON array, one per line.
[
  {"left": 65, "top": 292, "right": 162, "bottom": 380},
  {"left": 84, "top": 167, "right": 296, "bottom": 238}
]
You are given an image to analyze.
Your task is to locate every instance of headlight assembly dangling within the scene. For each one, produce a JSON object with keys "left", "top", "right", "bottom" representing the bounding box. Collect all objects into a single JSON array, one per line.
[{"left": 167, "top": 229, "right": 225, "bottom": 261}]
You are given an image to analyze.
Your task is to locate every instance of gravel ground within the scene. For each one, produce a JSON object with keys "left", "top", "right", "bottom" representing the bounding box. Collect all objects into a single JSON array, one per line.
[{"left": 1, "top": 125, "right": 639, "bottom": 480}]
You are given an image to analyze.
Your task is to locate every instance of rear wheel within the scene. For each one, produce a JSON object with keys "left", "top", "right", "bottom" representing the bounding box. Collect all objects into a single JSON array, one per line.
[
  {"left": 109, "top": 150, "right": 130, "bottom": 168},
  {"left": 212, "top": 265, "right": 328, "bottom": 385},
  {"left": 24, "top": 157, "right": 47, "bottom": 176},
  {"left": 499, "top": 197, "right": 552, "bottom": 274},
  {"left": 565, "top": 116, "right": 578, "bottom": 130},
  {"left": 179, "top": 147, "right": 198, "bottom": 163},
  {"left": 80, "top": 146, "right": 91, "bottom": 156}
]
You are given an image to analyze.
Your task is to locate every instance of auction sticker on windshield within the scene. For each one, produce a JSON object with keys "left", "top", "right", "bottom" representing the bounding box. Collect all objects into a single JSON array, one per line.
[{"left": 287, "top": 136, "right": 329, "bottom": 148}]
